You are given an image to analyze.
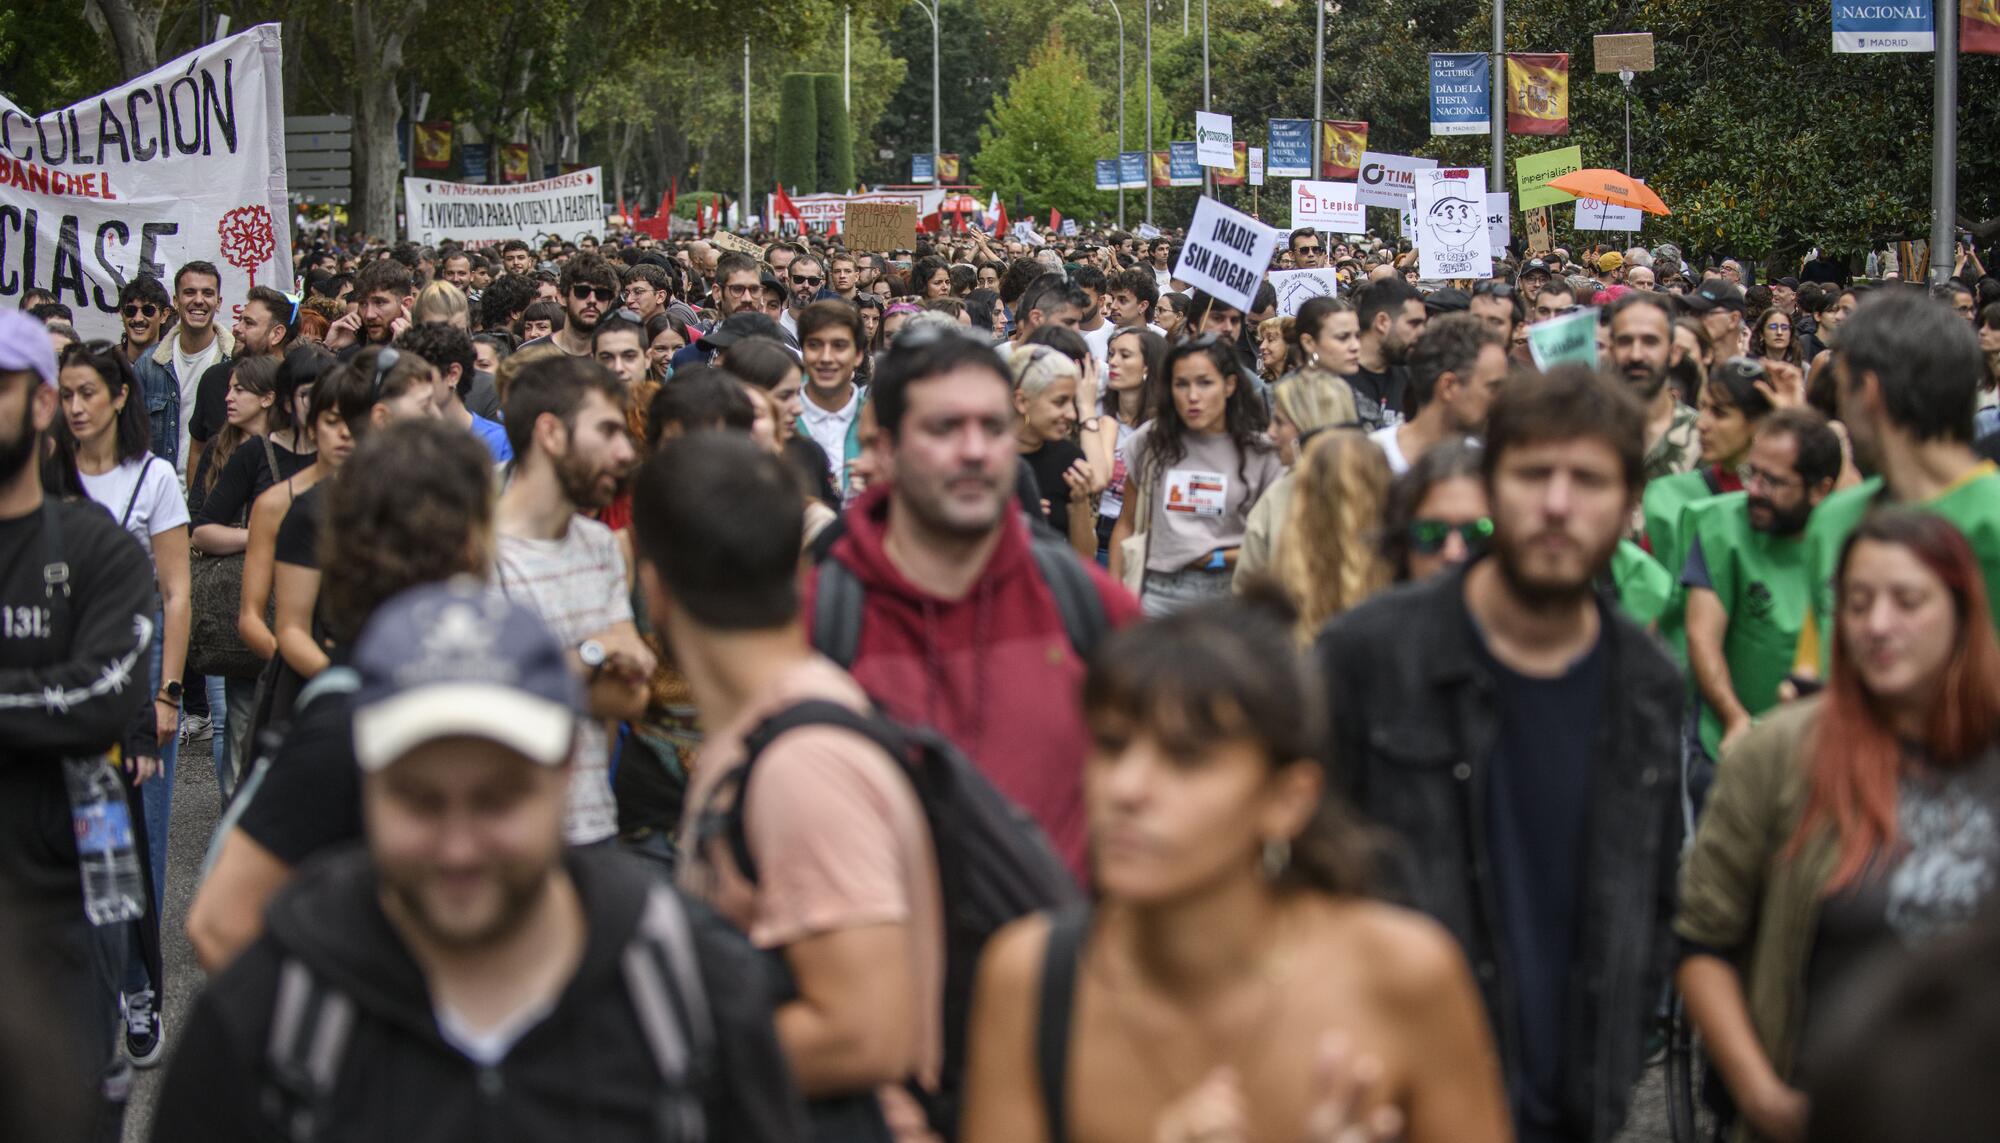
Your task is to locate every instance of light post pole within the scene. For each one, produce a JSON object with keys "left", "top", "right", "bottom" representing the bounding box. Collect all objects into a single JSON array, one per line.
[
  {"left": 910, "top": 0, "right": 942, "bottom": 182},
  {"left": 1201, "top": 0, "right": 1211, "bottom": 197},
  {"left": 1930, "top": 0, "right": 1958, "bottom": 285},
  {"left": 742, "top": 35, "right": 751, "bottom": 232},
  {"left": 1489, "top": 0, "right": 1504, "bottom": 192},
  {"left": 1096, "top": 0, "right": 1127, "bottom": 229},
  {"left": 1144, "top": 0, "right": 1153, "bottom": 223}
]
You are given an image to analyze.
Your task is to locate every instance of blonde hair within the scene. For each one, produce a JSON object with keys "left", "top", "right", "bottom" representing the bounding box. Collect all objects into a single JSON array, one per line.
[
  {"left": 1010, "top": 342, "right": 1081, "bottom": 401},
  {"left": 1271, "top": 367, "right": 1360, "bottom": 436},
  {"left": 412, "top": 279, "right": 470, "bottom": 328},
  {"left": 1258, "top": 315, "right": 1298, "bottom": 378},
  {"left": 1279, "top": 429, "right": 1394, "bottom": 641}
]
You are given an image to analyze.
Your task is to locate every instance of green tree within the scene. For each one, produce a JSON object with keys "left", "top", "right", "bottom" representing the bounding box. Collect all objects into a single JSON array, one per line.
[
  {"left": 776, "top": 73, "right": 819, "bottom": 192},
  {"left": 973, "top": 30, "right": 1115, "bottom": 218},
  {"left": 815, "top": 73, "right": 856, "bottom": 192},
  {"left": 865, "top": 0, "right": 1000, "bottom": 184}
]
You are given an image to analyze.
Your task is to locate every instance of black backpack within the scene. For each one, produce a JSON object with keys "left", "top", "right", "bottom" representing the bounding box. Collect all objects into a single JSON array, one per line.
[{"left": 710, "top": 699, "right": 1083, "bottom": 1138}]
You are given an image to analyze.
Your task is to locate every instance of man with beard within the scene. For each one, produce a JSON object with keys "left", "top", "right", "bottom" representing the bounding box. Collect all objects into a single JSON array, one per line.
[
  {"left": 135, "top": 260, "right": 235, "bottom": 474},
  {"left": 1370, "top": 313, "right": 1506, "bottom": 475},
  {"left": 543, "top": 255, "right": 620, "bottom": 358},
  {"left": 0, "top": 311, "right": 156, "bottom": 1141},
  {"left": 803, "top": 329, "right": 1140, "bottom": 878},
  {"left": 1349, "top": 277, "right": 1428, "bottom": 430},
  {"left": 1318, "top": 366, "right": 1683, "bottom": 1143},
  {"left": 1682, "top": 410, "right": 1840, "bottom": 760},
  {"left": 493, "top": 356, "right": 652, "bottom": 848},
  {"left": 188, "top": 285, "right": 296, "bottom": 474},
  {"left": 326, "top": 259, "right": 413, "bottom": 361},
  {"left": 154, "top": 580, "right": 804, "bottom": 1142},
  {"left": 1608, "top": 294, "right": 1700, "bottom": 484}
]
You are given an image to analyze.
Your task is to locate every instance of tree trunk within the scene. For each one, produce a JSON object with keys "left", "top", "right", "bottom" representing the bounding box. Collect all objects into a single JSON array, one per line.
[
  {"left": 86, "top": 0, "right": 166, "bottom": 80},
  {"left": 351, "top": 0, "right": 427, "bottom": 242},
  {"left": 557, "top": 91, "right": 583, "bottom": 166}
]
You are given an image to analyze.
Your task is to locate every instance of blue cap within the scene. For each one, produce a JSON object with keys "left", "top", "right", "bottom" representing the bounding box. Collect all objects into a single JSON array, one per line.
[
  {"left": 0, "top": 310, "right": 60, "bottom": 387},
  {"left": 351, "top": 577, "right": 584, "bottom": 772}
]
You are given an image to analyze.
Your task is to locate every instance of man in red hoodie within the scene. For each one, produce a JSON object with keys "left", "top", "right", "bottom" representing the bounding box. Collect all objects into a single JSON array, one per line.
[{"left": 805, "top": 327, "right": 1141, "bottom": 878}]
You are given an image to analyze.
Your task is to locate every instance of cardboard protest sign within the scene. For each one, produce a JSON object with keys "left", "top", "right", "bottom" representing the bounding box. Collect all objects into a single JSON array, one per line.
[
  {"left": 1173, "top": 196, "right": 1279, "bottom": 315},
  {"left": 1524, "top": 206, "right": 1553, "bottom": 254},
  {"left": 1528, "top": 306, "right": 1599, "bottom": 370},
  {"left": 844, "top": 202, "right": 918, "bottom": 252},
  {"left": 1195, "top": 111, "right": 1234, "bottom": 167},
  {"left": 1515, "top": 144, "right": 1583, "bottom": 209},
  {"left": 1486, "top": 192, "right": 1512, "bottom": 258},
  {"left": 710, "top": 230, "right": 762, "bottom": 256},
  {"left": 1268, "top": 268, "right": 1342, "bottom": 316},
  {"left": 1416, "top": 168, "right": 1493, "bottom": 280},
  {"left": 1291, "top": 181, "right": 1364, "bottom": 233},
  {"left": 406, "top": 168, "right": 604, "bottom": 248},
  {"left": 0, "top": 24, "right": 291, "bottom": 338},
  {"left": 1356, "top": 151, "right": 1439, "bottom": 210}
]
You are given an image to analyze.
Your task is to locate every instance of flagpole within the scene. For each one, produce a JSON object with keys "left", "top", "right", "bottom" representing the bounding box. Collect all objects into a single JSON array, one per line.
[
  {"left": 743, "top": 35, "right": 752, "bottom": 233},
  {"left": 1489, "top": 0, "right": 1504, "bottom": 201},
  {"left": 1929, "top": 0, "right": 1958, "bottom": 286},
  {"left": 1144, "top": 0, "right": 1154, "bottom": 224}
]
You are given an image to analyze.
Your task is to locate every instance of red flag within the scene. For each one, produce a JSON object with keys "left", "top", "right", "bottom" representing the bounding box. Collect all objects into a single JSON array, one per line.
[
  {"left": 993, "top": 199, "right": 1009, "bottom": 236},
  {"left": 697, "top": 200, "right": 710, "bottom": 234},
  {"left": 1049, "top": 208, "right": 1063, "bottom": 232},
  {"left": 617, "top": 194, "right": 629, "bottom": 226},
  {"left": 663, "top": 177, "right": 677, "bottom": 220},
  {"left": 1968, "top": 0, "right": 2000, "bottom": 54},
  {"left": 774, "top": 183, "right": 804, "bottom": 229}
]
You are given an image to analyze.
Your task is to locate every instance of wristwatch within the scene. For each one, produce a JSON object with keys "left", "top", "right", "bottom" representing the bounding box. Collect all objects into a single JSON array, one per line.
[
  {"left": 157, "top": 680, "right": 183, "bottom": 707},
  {"left": 577, "top": 640, "right": 608, "bottom": 677}
]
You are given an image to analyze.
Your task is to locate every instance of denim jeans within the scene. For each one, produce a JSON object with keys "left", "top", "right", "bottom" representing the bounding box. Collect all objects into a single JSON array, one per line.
[
  {"left": 222, "top": 674, "right": 259, "bottom": 803},
  {"left": 205, "top": 674, "right": 231, "bottom": 799},
  {"left": 1140, "top": 566, "right": 1233, "bottom": 618}
]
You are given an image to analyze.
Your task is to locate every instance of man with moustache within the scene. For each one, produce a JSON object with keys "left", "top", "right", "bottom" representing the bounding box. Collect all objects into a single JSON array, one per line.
[
  {"left": 1348, "top": 277, "right": 1428, "bottom": 430},
  {"left": 1681, "top": 410, "right": 1841, "bottom": 760},
  {"left": 116, "top": 275, "right": 173, "bottom": 365},
  {"left": 1318, "top": 367, "right": 1683, "bottom": 1143},
  {"left": 542, "top": 255, "right": 621, "bottom": 358},
  {"left": 1607, "top": 293, "right": 1700, "bottom": 484},
  {"left": 135, "top": 260, "right": 235, "bottom": 474}
]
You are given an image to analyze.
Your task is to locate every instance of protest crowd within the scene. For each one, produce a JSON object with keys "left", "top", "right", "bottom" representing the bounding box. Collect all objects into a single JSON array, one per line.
[{"left": 10, "top": 34, "right": 2000, "bottom": 1143}]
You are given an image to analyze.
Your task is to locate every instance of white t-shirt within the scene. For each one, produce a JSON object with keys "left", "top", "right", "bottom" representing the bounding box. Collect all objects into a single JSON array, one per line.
[
  {"left": 1368, "top": 424, "right": 1476, "bottom": 476},
  {"left": 799, "top": 385, "right": 863, "bottom": 485},
  {"left": 492, "top": 515, "right": 632, "bottom": 845},
  {"left": 1079, "top": 321, "right": 1115, "bottom": 369},
  {"left": 78, "top": 454, "right": 188, "bottom": 569},
  {"left": 170, "top": 335, "right": 224, "bottom": 475}
]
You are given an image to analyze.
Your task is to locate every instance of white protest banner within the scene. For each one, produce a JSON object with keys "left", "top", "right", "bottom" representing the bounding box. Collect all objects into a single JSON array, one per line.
[
  {"left": 1136, "top": 223, "right": 1162, "bottom": 239},
  {"left": 1173, "top": 195, "right": 1279, "bottom": 315},
  {"left": 1268, "top": 268, "right": 1343, "bottom": 316},
  {"left": 1195, "top": 111, "right": 1235, "bottom": 168},
  {"left": 406, "top": 168, "right": 603, "bottom": 248},
  {"left": 1486, "top": 192, "right": 1512, "bottom": 258},
  {"left": 1416, "top": 168, "right": 1493, "bottom": 280},
  {"left": 1248, "top": 146, "right": 1265, "bottom": 187},
  {"left": 1356, "top": 151, "right": 1440, "bottom": 210},
  {"left": 1573, "top": 195, "right": 1642, "bottom": 232},
  {"left": 1290, "top": 180, "right": 1364, "bottom": 233},
  {"left": 0, "top": 24, "right": 290, "bottom": 339},
  {"left": 1400, "top": 195, "right": 1416, "bottom": 244}
]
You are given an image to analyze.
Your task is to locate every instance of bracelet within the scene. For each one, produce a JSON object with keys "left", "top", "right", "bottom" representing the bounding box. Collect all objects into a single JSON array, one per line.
[{"left": 155, "top": 694, "right": 182, "bottom": 708}]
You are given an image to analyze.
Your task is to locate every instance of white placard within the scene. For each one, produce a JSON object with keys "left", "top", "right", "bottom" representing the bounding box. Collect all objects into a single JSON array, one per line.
[
  {"left": 1249, "top": 146, "right": 1265, "bottom": 187},
  {"left": 1573, "top": 195, "right": 1642, "bottom": 232},
  {"left": 1136, "top": 223, "right": 1161, "bottom": 239},
  {"left": 1268, "top": 268, "right": 1343, "bottom": 316},
  {"left": 1291, "top": 181, "right": 1364, "bottom": 233},
  {"left": 0, "top": 25, "right": 292, "bottom": 339},
  {"left": 406, "top": 167, "right": 605, "bottom": 248},
  {"left": 1172, "top": 195, "right": 1280, "bottom": 315},
  {"left": 1356, "top": 151, "right": 1441, "bottom": 210},
  {"left": 1416, "top": 168, "right": 1493, "bottom": 280},
  {"left": 1486, "top": 192, "right": 1512, "bottom": 258},
  {"left": 1400, "top": 195, "right": 1417, "bottom": 243},
  {"left": 1195, "top": 111, "right": 1234, "bottom": 168}
]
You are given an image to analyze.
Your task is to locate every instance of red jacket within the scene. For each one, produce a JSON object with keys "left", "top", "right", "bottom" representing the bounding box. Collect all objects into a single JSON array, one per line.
[{"left": 805, "top": 487, "right": 1142, "bottom": 880}]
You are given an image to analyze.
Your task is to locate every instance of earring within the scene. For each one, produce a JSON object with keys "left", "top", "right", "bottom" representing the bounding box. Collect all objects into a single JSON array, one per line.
[{"left": 1261, "top": 838, "right": 1291, "bottom": 881}]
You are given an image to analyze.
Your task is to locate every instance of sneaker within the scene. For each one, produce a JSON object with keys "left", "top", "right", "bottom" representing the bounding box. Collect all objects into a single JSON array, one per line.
[
  {"left": 179, "top": 712, "right": 212, "bottom": 743},
  {"left": 123, "top": 988, "right": 164, "bottom": 1068}
]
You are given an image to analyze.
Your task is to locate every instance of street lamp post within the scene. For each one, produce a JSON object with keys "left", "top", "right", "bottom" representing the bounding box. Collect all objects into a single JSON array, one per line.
[
  {"left": 910, "top": 0, "right": 942, "bottom": 182},
  {"left": 1144, "top": 0, "right": 1153, "bottom": 224},
  {"left": 1096, "top": 0, "right": 1127, "bottom": 229},
  {"left": 743, "top": 35, "right": 751, "bottom": 232}
]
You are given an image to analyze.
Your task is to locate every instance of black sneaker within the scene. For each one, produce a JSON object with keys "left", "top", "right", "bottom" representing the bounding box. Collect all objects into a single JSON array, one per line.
[{"left": 123, "top": 988, "right": 164, "bottom": 1068}]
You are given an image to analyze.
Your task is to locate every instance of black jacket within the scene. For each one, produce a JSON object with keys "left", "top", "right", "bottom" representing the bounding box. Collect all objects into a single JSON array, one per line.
[
  {"left": 151, "top": 845, "right": 807, "bottom": 1143},
  {"left": 1315, "top": 561, "right": 1683, "bottom": 1143}
]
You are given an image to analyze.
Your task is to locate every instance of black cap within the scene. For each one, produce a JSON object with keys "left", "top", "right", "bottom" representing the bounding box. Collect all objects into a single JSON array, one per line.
[
  {"left": 698, "top": 311, "right": 785, "bottom": 351},
  {"left": 1686, "top": 279, "right": 1746, "bottom": 314},
  {"left": 1777, "top": 276, "right": 1801, "bottom": 290},
  {"left": 1519, "top": 258, "right": 1552, "bottom": 278}
]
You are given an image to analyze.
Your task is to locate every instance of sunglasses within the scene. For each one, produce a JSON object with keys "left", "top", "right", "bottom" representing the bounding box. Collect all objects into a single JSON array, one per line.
[
  {"left": 1409, "top": 517, "right": 1493, "bottom": 555},
  {"left": 369, "top": 346, "right": 402, "bottom": 399},
  {"left": 1294, "top": 244, "right": 1322, "bottom": 255},
  {"left": 791, "top": 274, "right": 825, "bottom": 287},
  {"left": 570, "top": 285, "right": 617, "bottom": 303},
  {"left": 121, "top": 303, "right": 161, "bottom": 319},
  {"left": 1474, "top": 281, "right": 1516, "bottom": 299}
]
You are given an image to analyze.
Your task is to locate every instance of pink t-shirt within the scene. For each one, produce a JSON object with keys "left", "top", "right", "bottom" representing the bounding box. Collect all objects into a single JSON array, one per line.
[{"left": 678, "top": 656, "right": 943, "bottom": 1136}]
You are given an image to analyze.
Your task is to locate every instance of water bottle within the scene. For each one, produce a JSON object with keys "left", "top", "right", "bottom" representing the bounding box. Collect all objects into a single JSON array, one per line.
[{"left": 62, "top": 754, "right": 146, "bottom": 926}]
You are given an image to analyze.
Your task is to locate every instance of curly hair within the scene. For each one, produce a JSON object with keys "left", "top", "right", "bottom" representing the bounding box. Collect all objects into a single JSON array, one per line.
[
  {"left": 319, "top": 419, "right": 494, "bottom": 645},
  {"left": 1278, "top": 429, "right": 1394, "bottom": 643}
]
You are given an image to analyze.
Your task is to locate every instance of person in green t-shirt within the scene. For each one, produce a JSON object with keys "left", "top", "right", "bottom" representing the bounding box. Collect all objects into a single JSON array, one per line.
[
  {"left": 1796, "top": 289, "right": 2000, "bottom": 677},
  {"left": 1683, "top": 410, "right": 1842, "bottom": 759}
]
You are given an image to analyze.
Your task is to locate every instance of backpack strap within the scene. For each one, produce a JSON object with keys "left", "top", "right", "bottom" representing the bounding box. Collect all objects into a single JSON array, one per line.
[
  {"left": 294, "top": 665, "right": 360, "bottom": 712},
  {"left": 1025, "top": 529, "right": 1109, "bottom": 660},
  {"left": 712, "top": 700, "right": 905, "bottom": 887},
  {"left": 118, "top": 455, "right": 152, "bottom": 531},
  {"left": 1036, "top": 904, "right": 1092, "bottom": 1143},
  {"left": 262, "top": 957, "right": 356, "bottom": 1143},
  {"left": 622, "top": 883, "right": 714, "bottom": 1143},
  {"left": 809, "top": 558, "right": 867, "bottom": 668}
]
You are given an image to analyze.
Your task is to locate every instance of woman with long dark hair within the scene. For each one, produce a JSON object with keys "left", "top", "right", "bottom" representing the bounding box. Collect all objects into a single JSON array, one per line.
[
  {"left": 1089, "top": 327, "right": 1165, "bottom": 561},
  {"left": 913, "top": 255, "right": 953, "bottom": 301},
  {"left": 960, "top": 589, "right": 1509, "bottom": 1143},
  {"left": 1677, "top": 509, "right": 2000, "bottom": 1143},
  {"left": 1108, "top": 338, "right": 1283, "bottom": 615},
  {"left": 1749, "top": 307, "right": 1805, "bottom": 370}
]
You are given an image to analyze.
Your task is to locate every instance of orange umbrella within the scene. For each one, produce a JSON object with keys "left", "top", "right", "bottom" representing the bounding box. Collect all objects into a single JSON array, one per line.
[{"left": 1546, "top": 168, "right": 1671, "bottom": 216}]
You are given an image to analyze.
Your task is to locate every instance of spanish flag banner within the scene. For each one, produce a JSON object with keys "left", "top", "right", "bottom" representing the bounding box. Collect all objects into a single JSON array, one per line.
[
  {"left": 937, "top": 153, "right": 961, "bottom": 182},
  {"left": 1151, "top": 150, "right": 1172, "bottom": 189},
  {"left": 1215, "top": 142, "right": 1250, "bottom": 186},
  {"left": 500, "top": 143, "right": 531, "bottom": 184},
  {"left": 1320, "top": 120, "right": 1368, "bottom": 180},
  {"left": 413, "top": 122, "right": 453, "bottom": 171},
  {"left": 1505, "top": 54, "right": 1570, "bottom": 136},
  {"left": 1968, "top": 0, "right": 2000, "bottom": 53}
]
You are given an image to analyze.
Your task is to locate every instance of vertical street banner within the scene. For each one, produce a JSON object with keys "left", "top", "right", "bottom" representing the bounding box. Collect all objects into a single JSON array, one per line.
[
  {"left": 1195, "top": 111, "right": 1235, "bottom": 167},
  {"left": 1267, "top": 119, "right": 1314, "bottom": 178},
  {"left": 1169, "top": 142, "right": 1202, "bottom": 187},
  {"left": 1515, "top": 144, "right": 1584, "bottom": 208},
  {"left": 0, "top": 23, "right": 291, "bottom": 339},
  {"left": 937, "top": 153, "right": 961, "bottom": 182},
  {"left": 1120, "top": 151, "right": 1149, "bottom": 189},
  {"left": 1216, "top": 142, "right": 1249, "bottom": 186},
  {"left": 1834, "top": 0, "right": 1935, "bottom": 51},
  {"left": 1172, "top": 196, "right": 1279, "bottom": 314},
  {"left": 911, "top": 153, "right": 936, "bottom": 184},
  {"left": 1504, "top": 53, "right": 1570, "bottom": 135},
  {"left": 1095, "top": 159, "right": 1120, "bottom": 191},
  {"left": 1429, "top": 53, "right": 1492, "bottom": 136},
  {"left": 501, "top": 144, "right": 531, "bottom": 184},
  {"left": 405, "top": 168, "right": 604, "bottom": 247},
  {"left": 1150, "top": 150, "right": 1172, "bottom": 189},
  {"left": 414, "top": 121, "right": 453, "bottom": 171},
  {"left": 1967, "top": 0, "right": 2000, "bottom": 52},
  {"left": 461, "top": 143, "right": 490, "bottom": 182},
  {"left": 1249, "top": 146, "right": 1266, "bottom": 187},
  {"left": 1416, "top": 168, "right": 1493, "bottom": 280},
  {"left": 1320, "top": 120, "right": 1369, "bottom": 179}
]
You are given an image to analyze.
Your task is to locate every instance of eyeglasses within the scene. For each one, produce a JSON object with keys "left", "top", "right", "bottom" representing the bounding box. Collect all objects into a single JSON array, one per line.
[
  {"left": 791, "top": 274, "right": 824, "bottom": 287},
  {"left": 570, "top": 285, "right": 617, "bottom": 303},
  {"left": 369, "top": 346, "right": 401, "bottom": 399},
  {"left": 1738, "top": 463, "right": 1799, "bottom": 492},
  {"left": 121, "top": 303, "right": 161, "bottom": 319},
  {"left": 1408, "top": 517, "right": 1494, "bottom": 554},
  {"left": 1473, "top": 281, "right": 1516, "bottom": 299}
]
